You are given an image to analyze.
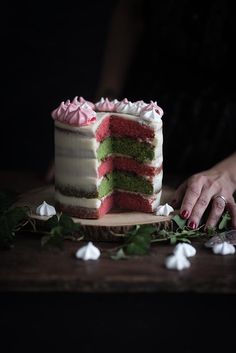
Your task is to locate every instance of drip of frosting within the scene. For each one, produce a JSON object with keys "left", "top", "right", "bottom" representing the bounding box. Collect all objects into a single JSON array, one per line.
[
  {"left": 155, "top": 203, "right": 174, "bottom": 216},
  {"left": 165, "top": 253, "right": 191, "bottom": 271},
  {"left": 36, "top": 201, "right": 56, "bottom": 216},
  {"left": 174, "top": 243, "right": 196, "bottom": 257},
  {"left": 95, "top": 97, "right": 115, "bottom": 112},
  {"left": 212, "top": 241, "right": 235, "bottom": 255},
  {"left": 75, "top": 242, "right": 101, "bottom": 260},
  {"left": 52, "top": 100, "right": 97, "bottom": 126}
]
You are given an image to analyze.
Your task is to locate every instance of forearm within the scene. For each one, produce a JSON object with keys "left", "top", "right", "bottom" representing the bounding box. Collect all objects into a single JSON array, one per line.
[{"left": 96, "top": 0, "right": 144, "bottom": 99}]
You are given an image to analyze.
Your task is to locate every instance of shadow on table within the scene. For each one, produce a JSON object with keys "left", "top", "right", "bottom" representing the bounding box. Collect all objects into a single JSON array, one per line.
[{"left": 0, "top": 292, "right": 235, "bottom": 353}]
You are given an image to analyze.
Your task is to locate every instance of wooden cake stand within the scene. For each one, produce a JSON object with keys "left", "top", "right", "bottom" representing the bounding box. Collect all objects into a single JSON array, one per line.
[{"left": 16, "top": 185, "right": 175, "bottom": 241}]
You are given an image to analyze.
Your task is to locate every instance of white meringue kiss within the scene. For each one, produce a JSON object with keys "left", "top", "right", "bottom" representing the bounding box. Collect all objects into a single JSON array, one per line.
[
  {"left": 174, "top": 243, "right": 196, "bottom": 258},
  {"left": 36, "top": 201, "right": 56, "bottom": 216},
  {"left": 155, "top": 203, "right": 174, "bottom": 216},
  {"left": 75, "top": 242, "right": 101, "bottom": 260},
  {"left": 165, "top": 253, "right": 191, "bottom": 271},
  {"left": 212, "top": 241, "right": 235, "bottom": 255}
]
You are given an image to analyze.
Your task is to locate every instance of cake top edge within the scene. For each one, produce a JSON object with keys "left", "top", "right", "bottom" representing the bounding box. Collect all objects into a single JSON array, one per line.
[{"left": 51, "top": 96, "right": 164, "bottom": 127}]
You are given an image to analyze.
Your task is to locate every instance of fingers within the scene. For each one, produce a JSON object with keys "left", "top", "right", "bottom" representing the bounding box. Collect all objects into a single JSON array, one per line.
[
  {"left": 226, "top": 199, "right": 236, "bottom": 229},
  {"left": 179, "top": 175, "right": 204, "bottom": 224},
  {"left": 170, "top": 181, "right": 187, "bottom": 209},
  {"left": 205, "top": 195, "right": 227, "bottom": 229},
  {"left": 172, "top": 173, "right": 236, "bottom": 230},
  {"left": 186, "top": 184, "right": 215, "bottom": 229}
]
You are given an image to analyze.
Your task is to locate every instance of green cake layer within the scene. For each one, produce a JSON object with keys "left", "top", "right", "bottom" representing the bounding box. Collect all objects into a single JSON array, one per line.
[
  {"left": 56, "top": 171, "right": 154, "bottom": 198},
  {"left": 98, "top": 171, "right": 153, "bottom": 197},
  {"left": 97, "top": 137, "right": 154, "bottom": 163}
]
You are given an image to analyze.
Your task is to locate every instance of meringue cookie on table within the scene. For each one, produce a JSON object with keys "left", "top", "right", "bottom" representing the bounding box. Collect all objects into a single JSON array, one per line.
[
  {"left": 36, "top": 201, "right": 56, "bottom": 216},
  {"left": 155, "top": 203, "right": 174, "bottom": 216},
  {"left": 212, "top": 241, "right": 235, "bottom": 255},
  {"left": 174, "top": 243, "right": 196, "bottom": 258},
  {"left": 75, "top": 242, "right": 101, "bottom": 260},
  {"left": 165, "top": 253, "right": 191, "bottom": 271}
]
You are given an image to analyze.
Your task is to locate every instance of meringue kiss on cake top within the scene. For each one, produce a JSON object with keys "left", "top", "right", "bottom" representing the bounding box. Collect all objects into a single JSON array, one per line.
[{"left": 52, "top": 97, "right": 164, "bottom": 219}]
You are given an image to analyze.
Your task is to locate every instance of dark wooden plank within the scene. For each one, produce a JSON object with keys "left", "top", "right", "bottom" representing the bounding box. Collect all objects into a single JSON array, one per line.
[{"left": 1, "top": 232, "right": 236, "bottom": 293}]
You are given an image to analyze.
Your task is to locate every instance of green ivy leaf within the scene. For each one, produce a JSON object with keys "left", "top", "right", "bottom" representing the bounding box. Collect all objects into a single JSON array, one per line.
[
  {"left": 0, "top": 206, "right": 28, "bottom": 249},
  {"left": 218, "top": 212, "right": 231, "bottom": 230},
  {"left": 122, "top": 224, "right": 156, "bottom": 256},
  {"left": 59, "top": 213, "right": 81, "bottom": 234},
  {"left": 172, "top": 214, "right": 187, "bottom": 229}
]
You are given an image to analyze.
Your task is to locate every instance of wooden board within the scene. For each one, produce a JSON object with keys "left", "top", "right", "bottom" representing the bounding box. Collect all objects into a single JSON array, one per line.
[{"left": 16, "top": 185, "right": 175, "bottom": 241}]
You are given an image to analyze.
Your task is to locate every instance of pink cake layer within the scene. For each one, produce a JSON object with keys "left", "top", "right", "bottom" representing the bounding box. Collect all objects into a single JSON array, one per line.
[
  {"left": 98, "top": 156, "right": 162, "bottom": 178},
  {"left": 96, "top": 116, "right": 154, "bottom": 142},
  {"left": 55, "top": 194, "right": 114, "bottom": 219},
  {"left": 56, "top": 192, "right": 157, "bottom": 219}
]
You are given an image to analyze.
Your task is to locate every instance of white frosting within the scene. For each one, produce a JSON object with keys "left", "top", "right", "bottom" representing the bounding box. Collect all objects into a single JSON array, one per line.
[
  {"left": 55, "top": 189, "right": 162, "bottom": 210},
  {"left": 55, "top": 191, "right": 102, "bottom": 208},
  {"left": 75, "top": 242, "right": 101, "bottom": 260},
  {"left": 115, "top": 99, "right": 130, "bottom": 113},
  {"left": 212, "top": 242, "right": 235, "bottom": 255},
  {"left": 140, "top": 107, "right": 162, "bottom": 122},
  {"left": 165, "top": 253, "right": 191, "bottom": 271},
  {"left": 36, "top": 201, "right": 56, "bottom": 216},
  {"left": 150, "top": 190, "right": 162, "bottom": 210},
  {"left": 174, "top": 243, "right": 196, "bottom": 257},
  {"left": 111, "top": 99, "right": 119, "bottom": 105},
  {"left": 155, "top": 203, "right": 174, "bottom": 216}
]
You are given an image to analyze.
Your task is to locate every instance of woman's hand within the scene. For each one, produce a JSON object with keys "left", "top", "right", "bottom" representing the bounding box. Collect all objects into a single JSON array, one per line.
[{"left": 171, "top": 154, "right": 236, "bottom": 230}]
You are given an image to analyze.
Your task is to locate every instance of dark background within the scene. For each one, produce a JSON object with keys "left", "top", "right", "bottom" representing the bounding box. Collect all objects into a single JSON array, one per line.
[
  {"left": 1, "top": 0, "right": 236, "bottom": 179},
  {"left": 1, "top": 1, "right": 116, "bottom": 175},
  {"left": 1, "top": 2, "right": 236, "bottom": 352}
]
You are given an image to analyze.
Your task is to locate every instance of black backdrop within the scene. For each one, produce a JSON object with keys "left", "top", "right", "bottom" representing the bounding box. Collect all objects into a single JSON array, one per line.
[{"left": 1, "top": 1, "right": 116, "bottom": 175}]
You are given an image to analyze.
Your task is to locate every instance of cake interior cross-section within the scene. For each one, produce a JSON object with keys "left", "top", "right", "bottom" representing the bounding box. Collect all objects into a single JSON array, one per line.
[{"left": 52, "top": 97, "right": 164, "bottom": 219}]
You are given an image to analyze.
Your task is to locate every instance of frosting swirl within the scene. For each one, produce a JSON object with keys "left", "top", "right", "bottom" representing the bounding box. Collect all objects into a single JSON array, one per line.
[
  {"left": 95, "top": 97, "right": 115, "bottom": 112},
  {"left": 52, "top": 100, "right": 97, "bottom": 126},
  {"left": 78, "top": 96, "right": 96, "bottom": 110}
]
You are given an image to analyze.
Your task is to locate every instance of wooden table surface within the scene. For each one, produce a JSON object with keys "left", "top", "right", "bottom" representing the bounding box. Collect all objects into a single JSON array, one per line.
[
  {"left": 1, "top": 170, "right": 236, "bottom": 353},
  {"left": 1, "top": 234, "right": 236, "bottom": 293},
  {"left": 1, "top": 170, "right": 236, "bottom": 294}
]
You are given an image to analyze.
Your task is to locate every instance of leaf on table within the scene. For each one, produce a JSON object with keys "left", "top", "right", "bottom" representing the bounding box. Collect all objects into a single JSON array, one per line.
[
  {"left": 0, "top": 206, "right": 28, "bottom": 249},
  {"left": 110, "top": 248, "right": 129, "bottom": 260},
  {"left": 218, "top": 211, "right": 231, "bottom": 230},
  {"left": 123, "top": 224, "right": 156, "bottom": 255},
  {"left": 172, "top": 214, "right": 187, "bottom": 229}
]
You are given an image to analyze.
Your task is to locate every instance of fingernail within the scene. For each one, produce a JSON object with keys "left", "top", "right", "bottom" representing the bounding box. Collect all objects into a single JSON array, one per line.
[
  {"left": 188, "top": 221, "right": 196, "bottom": 229},
  {"left": 181, "top": 210, "right": 189, "bottom": 219}
]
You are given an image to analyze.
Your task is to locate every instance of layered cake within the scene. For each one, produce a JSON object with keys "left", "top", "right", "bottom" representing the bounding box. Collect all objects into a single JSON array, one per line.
[{"left": 52, "top": 97, "right": 164, "bottom": 218}]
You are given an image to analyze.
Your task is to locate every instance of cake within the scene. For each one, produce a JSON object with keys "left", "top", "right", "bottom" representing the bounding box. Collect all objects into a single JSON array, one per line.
[{"left": 51, "top": 97, "right": 164, "bottom": 219}]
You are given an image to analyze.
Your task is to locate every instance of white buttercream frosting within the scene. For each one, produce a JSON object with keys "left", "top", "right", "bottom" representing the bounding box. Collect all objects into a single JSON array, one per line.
[
  {"left": 165, "top": 253, "right": 191, "bottom": 271},
  {"left": 212, "top": 241, "right": 235, "bottom": 255},
  {"left": 36, "top": 201, "right": 56, "bottom": 216},
  {"left": 75, "top": 242, "right": 101, "bottom": 260},
  {"left": 140, "top": 107, "right": 163, "bottom": 122},
  {"left": 155, "top": 203, "right": 174, "bottom": 216},
  {"left": 174, "top": 243, "right": 196, "bottom": 257}
]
